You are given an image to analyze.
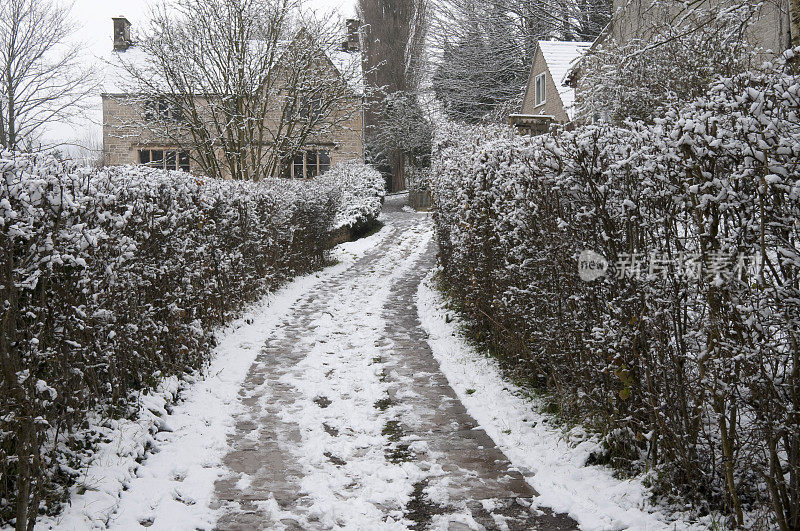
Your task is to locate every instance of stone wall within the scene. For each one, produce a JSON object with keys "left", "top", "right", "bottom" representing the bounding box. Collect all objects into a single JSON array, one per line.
[
  {"left": 610, "top": 0, "right": 790, "bottom": 53},
  {"left": 102, "top": 94, "right": 364, "bottom": 177}
]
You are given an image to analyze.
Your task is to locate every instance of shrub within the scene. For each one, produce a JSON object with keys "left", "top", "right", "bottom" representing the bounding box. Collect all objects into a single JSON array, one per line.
[
  {"left": 0, "top": 157, "right": 339, "bottom": 528},
  {"left": 320, "top": 160, "right": 385, "bottom": 236},
  {"left": 431, "top": 49, "right": 800, "bottom": 527}
]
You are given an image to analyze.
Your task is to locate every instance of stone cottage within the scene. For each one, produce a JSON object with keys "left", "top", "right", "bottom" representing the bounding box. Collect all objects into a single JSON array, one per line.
[
  {"left": 101, "top": 17, "right": 365, "bottom": 179},
  {"left": 510, "top": 41, "right": 591, "bottom": 135}
]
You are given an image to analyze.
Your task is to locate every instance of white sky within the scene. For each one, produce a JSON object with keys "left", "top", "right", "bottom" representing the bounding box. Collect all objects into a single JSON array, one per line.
[{"left": 48, "top": 0, "right": 357, "bottom": 150}]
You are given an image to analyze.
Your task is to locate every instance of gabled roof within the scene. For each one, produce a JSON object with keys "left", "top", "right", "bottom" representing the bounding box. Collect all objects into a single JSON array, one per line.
[
  {"left": 102, "top": 29, "right": 363, "bottom": 96},
  {"left": 537, "top": 41, "right": 592, "bottom": 88},
  {"left": 536, "top": 40, "right": 591, "bottom": 116}
]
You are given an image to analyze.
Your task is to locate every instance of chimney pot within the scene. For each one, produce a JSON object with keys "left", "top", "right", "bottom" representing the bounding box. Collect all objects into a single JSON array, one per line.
[
  {"left": 113, "top": 16, "right": 132, "bottom": 51},
  {"left": 343, "top": 19, "right": 360, "bottom": 53}
]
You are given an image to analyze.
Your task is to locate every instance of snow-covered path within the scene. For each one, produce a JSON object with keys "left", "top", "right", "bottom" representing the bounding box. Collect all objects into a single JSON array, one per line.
[
  {"left": 210, "top": 196, "right": 577, "bottom": 530},
  {"left": 39, "top": 195, "right": 701, "bottom": 531}
]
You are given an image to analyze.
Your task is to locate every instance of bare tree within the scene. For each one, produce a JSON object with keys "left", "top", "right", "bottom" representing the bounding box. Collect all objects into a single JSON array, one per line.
[
  {"left": 574, "top": 0, "right": 765, "bottom": 123},
  {"left": 431, "top": 1, "right": 528, "bottom": 123},
  {"left": 113, "top": 0, "right": 364, "bottom": 181},
  {"left": 0, "top": 0, "right": 95, "bottom": 151}
]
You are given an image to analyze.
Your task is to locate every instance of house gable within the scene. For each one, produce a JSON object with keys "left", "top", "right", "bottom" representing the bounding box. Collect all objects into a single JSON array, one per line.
[
  {"left": 101, "top": 19, "right": 364, "bottom": 177},
  {"left": 520, "top": 41, "right": 591, "bottom": 123}
]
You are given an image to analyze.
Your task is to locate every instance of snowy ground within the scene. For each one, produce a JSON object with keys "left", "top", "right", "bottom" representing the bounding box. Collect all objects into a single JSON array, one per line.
[
  {"left": 417, "top": 271, "right": 705, "bottom": 531},
  {"left": 36, "top": 225, "right": 391, "bottom": 531},
  {"left": 38, "top": 194, "right": 702, "bottom": 531}
]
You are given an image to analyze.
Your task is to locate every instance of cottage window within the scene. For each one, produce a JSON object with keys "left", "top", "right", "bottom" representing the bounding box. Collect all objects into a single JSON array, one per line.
[
  {"left": 285, "top": 94, "right": 324, "bottom": 122},
  {"left": 283, "top": 148, "right": 331, "bottom": 179},
  {"left": 534, "top": 72, "right": 546, "bottom": 107},
  {"left": 138, "top": 149, "right": 191, "bottom": 171},
  {"left": 144, "top": 98, "right": 183, "bottom": 122},
  {"left": 301, "top": 96, "right": 323, "bottom": 122}
]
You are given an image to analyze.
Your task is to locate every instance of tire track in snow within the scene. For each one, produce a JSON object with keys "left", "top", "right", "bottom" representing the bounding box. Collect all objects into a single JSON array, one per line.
[
  {"left": 213, "top": 207, "right": 435, "bottom": 529},
  {"left": 212, "top": 195, "right": 579, "bottom": 530}
]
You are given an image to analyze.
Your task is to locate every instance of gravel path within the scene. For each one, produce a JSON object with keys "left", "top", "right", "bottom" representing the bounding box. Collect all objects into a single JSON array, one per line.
[{"left": 212, "top": 195, "right": 578, "bottom": 530}]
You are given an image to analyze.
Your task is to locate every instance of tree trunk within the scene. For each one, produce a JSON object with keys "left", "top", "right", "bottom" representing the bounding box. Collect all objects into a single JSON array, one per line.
[
  {"left": 791, "top": 0, "right": 800, "bottom": 48},
  {"left": 391, "top": 150, "right": 405, "bottom": 192}
]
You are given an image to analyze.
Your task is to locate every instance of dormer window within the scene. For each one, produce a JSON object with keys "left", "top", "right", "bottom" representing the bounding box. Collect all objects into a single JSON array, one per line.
[{"left": 534, "top": 72, "right": 546, "bottom": 107}]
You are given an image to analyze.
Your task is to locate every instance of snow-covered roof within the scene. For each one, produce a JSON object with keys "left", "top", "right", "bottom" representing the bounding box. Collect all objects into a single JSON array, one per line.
[
  {"left": 101, "top": 33, "right": 363, "bottom": 96},
  {"left": 100, "top": 46, "right": 146, "bottom": 94},
  {"left": 326, "top": 48, "right": 364, "bottom": 94},
  {"left": 537, "top": 40, "right": 591, "bottom": 119}
]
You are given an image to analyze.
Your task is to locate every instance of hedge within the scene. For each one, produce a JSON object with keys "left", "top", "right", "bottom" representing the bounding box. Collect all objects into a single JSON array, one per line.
[
  {"left": 0, "top": 155, "right": 378, "bottom": 528},
  {"left": 431, "top": 50, "right": 800, "bottom": 528}
]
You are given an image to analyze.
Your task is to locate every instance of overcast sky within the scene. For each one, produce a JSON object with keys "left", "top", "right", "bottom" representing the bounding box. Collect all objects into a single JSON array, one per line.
[{"left": 48, "top": 0, "right": 357, "bottom": 150}]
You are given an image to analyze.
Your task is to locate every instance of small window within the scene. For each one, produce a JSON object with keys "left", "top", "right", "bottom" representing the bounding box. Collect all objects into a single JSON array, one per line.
[
  {"left": 288, "top": 95, "right": 324, "bottom": 122},
  {"left": 144, "top": 98, "right": 183, "bottom": 122},
  {"left": 535, "top": 72, "right": 546, "bottom": 107},
  {"left": 137, "top": 149, "right": 191, "bottom": 172},
  {"left": 282, "top": 149, "right": 331, "bottom": 178}
]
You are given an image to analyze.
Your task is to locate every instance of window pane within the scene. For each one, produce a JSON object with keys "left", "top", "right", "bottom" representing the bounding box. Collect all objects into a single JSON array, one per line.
[
  {"left": 298, "top": 96, "right": 308, "bottom": 120},
  {"left": 139, "top": 150, "right": 150, "bottom": 164},
  {"left": 179, "top": 151, "right": 190, "bottom": 172},
  {"left": 305, "top": 151, "right": 317, "bottom": 178},
  {"left": 310, "top": 97, "right": 323, "bottom": 121},
  {"left": 541, "top": 75, "right": 545, "bottom": 102},
  {"left": 151, "top": 150, "right": 164, "bottom": 168},
  {"left": 293, "top": 153, "right": 304, "bottom": 178},
  {"left": 318, "top": 150, "right": 330, "bottom": 174},
  {"left": 166, "top": 150, "right": 177, "bottom": 170},
  {"left": 283, "top": 96, "right": 295, "bottom": 122}
]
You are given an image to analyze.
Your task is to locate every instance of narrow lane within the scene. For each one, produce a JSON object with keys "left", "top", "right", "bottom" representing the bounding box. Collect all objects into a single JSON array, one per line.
[{"left": 212, "top": 195, "right": 578, "bottom": 530}]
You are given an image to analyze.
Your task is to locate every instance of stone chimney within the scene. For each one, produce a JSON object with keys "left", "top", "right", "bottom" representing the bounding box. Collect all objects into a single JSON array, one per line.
[
  {"left": 342, "top": 19, "right": 360, "bottom": 52},
  {"left": 113, "top": 16, "right": 132, "bottom": 51}
]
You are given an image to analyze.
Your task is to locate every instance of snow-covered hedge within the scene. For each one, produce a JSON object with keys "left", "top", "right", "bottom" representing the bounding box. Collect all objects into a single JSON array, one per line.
[
  {"left": 431, "top": 49, "right": 800, "bottom": 527},
  {"left": 0, "top": 158, "right": 339, "bottom": 527},
  {"left": 319, "top": 160, "right": 385, "bottom": 234}
]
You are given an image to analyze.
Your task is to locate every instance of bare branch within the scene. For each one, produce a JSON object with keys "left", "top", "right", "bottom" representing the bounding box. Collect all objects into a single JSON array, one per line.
[{"left": 0, "top": 0, "right": 97, "bottom": 150}]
